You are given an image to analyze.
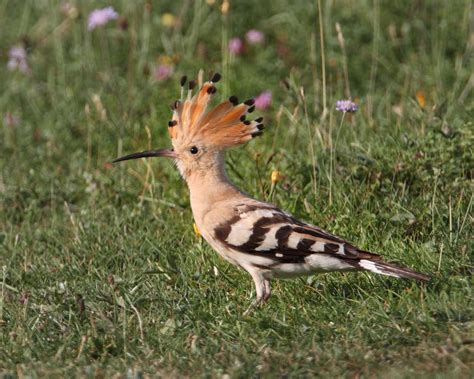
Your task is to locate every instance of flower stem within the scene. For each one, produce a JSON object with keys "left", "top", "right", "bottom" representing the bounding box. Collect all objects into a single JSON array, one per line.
[{"left": 329, "top": 113, "right": 346, "bottom": 205}]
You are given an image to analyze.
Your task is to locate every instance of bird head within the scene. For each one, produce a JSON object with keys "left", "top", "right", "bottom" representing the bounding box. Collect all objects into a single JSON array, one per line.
[{"left": 113, "top": 72, "right": 264, "bottom": 180}]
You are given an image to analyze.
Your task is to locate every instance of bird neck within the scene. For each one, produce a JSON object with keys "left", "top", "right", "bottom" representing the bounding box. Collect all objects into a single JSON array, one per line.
[{"left": 186, "top": 151, "right": 243, "bottom": 224}]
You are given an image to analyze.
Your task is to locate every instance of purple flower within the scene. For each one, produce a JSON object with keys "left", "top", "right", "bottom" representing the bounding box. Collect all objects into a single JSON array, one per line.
[
  {"left": 7, "top": 46, "right": 30, "bottom": 74},
  {"left": 87, "top": 6, "right": 118, "bottom": 30},
  {"left": 228, "top": 37, "right": 244, "bottom": 55},
  {"left": 153, "top": 64, "right": 173, "bottom": 81},
  {"left": 254, "top": 90, "right": 272, "bottom": 110},
  {"left": 245, "top": 29, "right": 264, "bottom": 44},
  {"left": 336, "top": 100, "right": 358, "bottom": 113}
]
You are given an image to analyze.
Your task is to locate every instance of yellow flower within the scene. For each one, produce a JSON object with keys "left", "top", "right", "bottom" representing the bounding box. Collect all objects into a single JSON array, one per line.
[
  {"left": 161, "top": 13, "right": 176, "bottom": 27},
  {"left": 416, "top": 90, "right": 426, "bottom": 109},
  {"left": 193, "top": 223, "right": 201, "bottom": 238},
  {"left": 158, "top": 54, "right": 180, "bottom": 65},
  {"left": 158, "top": 55, "right": 174, "bottom": 65},
  {"left": 271, "top": 170, "right": 281, "bottom": 184},
  {"left": 221, "top": 0, "right": 230, "bottom": 15}
]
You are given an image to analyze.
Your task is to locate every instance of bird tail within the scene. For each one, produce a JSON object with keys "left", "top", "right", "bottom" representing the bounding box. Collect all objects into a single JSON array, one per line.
[{"left": 359, "top": 259, "right": 430, "bottom": 282}]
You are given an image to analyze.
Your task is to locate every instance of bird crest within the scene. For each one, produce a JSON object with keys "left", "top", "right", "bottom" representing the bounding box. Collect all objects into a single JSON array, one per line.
[{"left": 168, "top": 72, "right": 264, "bottom": 149}]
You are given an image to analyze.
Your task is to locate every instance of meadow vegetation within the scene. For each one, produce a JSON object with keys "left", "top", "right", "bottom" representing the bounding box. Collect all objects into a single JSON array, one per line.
[{"left": 1, "top": 0, "right": 473, "bottom": 377}]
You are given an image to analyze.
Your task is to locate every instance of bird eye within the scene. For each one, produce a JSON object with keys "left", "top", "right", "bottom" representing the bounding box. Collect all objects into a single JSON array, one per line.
[{"left": 190, "top": 146, "right": 199, "bottom": 154}]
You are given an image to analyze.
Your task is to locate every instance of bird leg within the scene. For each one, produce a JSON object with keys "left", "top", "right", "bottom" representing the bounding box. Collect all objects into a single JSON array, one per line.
[
  {"left": 243, "top": 267, "right": 267, "bottom": 315},
  {"left": 263, "top": 279, "right": 271, "bottom": 302}
]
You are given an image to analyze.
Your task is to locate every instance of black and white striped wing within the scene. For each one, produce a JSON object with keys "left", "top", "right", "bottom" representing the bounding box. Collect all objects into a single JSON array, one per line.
[{"left": 213, "top": 204, "right": 380, "bottom": 264}]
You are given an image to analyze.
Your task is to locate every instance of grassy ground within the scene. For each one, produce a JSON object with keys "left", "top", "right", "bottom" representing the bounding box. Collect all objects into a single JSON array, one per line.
[{"left": 1, "top": 0, "right": 473, "bottom": 377}]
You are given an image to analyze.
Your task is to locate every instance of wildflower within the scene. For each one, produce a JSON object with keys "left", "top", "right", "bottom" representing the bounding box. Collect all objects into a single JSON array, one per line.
[
  {"left": 221, "top": 0, "right": 230, "bottom": 15},
  {"left": 87, "top": 6, "right": 118, "bottom": 31},
  {"left": 271, "top": 170, "right": 281, "bottom": 184},
  {"left": 415, "top": 90, "right": 426, "bottom": 109},
  {"left": 193, "top": 223, "right": 201, "bottom": 238},
  {"left": 3, "top": 112, "right": 20, "bottom": 128},
  {"left": 245, "top": 29, "right": 264, "bottom": 44},
  {"left": 153, "top": 64, "right": 173, "bottom": 81},
  {"left": 335, "top": 99, "right": 358, "bottom": 113},
  {"left": 161, "top": 13, "right": 177, "bottom": 27},
  {"left": 254, "top": 90, "right": 272, "bottom": 110},
  {"left": 158, "top": 55, "right": 174, "bottom": 65},
  {"left": 228, "top": 38, "right": 244, "bottom": 55},
  {"left": 7, "top": 46, "right": 30, "bottom": 74}
]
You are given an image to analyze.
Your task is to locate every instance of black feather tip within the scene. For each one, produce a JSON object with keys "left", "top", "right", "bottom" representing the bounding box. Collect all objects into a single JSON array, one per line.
[
  {"left": 211, "top": 72, "right": 221, "bottom": 83},
  {"left": 229, "top": 96, "right": 239, "bottom": 105},
  {"left": 244, "top": 98, "right": 255, "bottom": 106}
]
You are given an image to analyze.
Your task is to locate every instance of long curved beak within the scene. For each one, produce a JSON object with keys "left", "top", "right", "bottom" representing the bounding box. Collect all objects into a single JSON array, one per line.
[{"left": 112, "top": 148, "right": 177, "bottom": 163}]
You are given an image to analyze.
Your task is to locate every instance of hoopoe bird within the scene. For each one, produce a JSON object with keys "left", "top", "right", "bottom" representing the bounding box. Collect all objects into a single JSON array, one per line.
[{"left": 114, "top": 72, "right": 429, "bottom": 310}]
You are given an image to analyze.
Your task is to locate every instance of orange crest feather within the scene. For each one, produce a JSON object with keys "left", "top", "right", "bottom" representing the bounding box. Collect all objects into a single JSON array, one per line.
[{"left": 167, "top": 73, "right": 264, "bottom": 148}]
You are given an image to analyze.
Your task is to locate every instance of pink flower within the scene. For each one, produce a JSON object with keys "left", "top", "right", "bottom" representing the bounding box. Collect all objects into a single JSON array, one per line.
[
  {"left": 7, "top": 46, "right": 30, "bottom": 74},
  {"left": 228, "top": 37, "right": 244, "bottom": 55},
  {"left": 87, "top": 6, "right": 118, "bottom": 30},
  {"left": 3, "top": 112, "right": 20, "bottom": 128},
  {"left": 245, "top": 29, "right": 264, "bottom": 44},
  {"left": 153, "top": 64, "right": 173, "bottom": 81},
  {"left": 254, "top": 90, "right": 272, "bottom": 110}
]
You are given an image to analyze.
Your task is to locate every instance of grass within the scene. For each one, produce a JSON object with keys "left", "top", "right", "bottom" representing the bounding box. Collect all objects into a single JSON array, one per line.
[{"left": 1, "top": 0, "right": 473, "bottom": 377}]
